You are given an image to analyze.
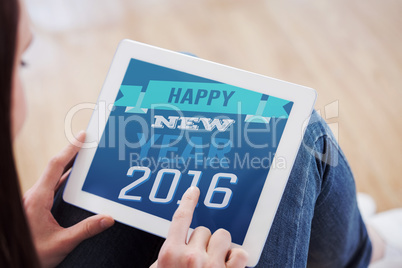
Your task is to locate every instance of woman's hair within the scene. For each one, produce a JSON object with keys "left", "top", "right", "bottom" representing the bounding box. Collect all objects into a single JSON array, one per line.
[{"left": 0, "top": 0, "right": 40, "bottom": 267}]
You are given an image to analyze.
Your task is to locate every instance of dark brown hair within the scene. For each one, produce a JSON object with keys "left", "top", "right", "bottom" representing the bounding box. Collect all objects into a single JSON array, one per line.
[{"left": 0, "top": 0, "right": 40, "bottom": 267}]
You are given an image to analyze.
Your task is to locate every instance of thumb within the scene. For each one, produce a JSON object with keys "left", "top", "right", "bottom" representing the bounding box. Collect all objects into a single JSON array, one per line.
[
  {"left": 150, "top": 260, "right": 158, "bottom": 268},
  {"left": 63, "top": 214, "right": 114, "bottom": 250}
]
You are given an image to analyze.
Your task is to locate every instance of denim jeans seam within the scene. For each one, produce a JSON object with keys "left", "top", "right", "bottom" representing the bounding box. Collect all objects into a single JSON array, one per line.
[
  {"left": 313, "top": 135, "right": 354, "bottom": 210},
  {"left": 312, "top": 134, "right": 333, "bottom": 210},
  {"left": 290, "top": 150, "right": 313, "bottom": 267},
  {"left": 328, "top": 135, "right": 354, "bottom": 179}
]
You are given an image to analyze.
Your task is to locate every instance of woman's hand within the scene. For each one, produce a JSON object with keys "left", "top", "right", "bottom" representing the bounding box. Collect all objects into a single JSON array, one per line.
[
  {"left": 23, "top": 131, "right": 114, "bottom": 268},
  {"left": 151, "top": 187, "right": 248, "bottom": 268}
]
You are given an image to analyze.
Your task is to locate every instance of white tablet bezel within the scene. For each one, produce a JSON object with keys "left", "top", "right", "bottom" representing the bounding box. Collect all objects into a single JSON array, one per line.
[{"left": 63, "top": 39, "right": 316, "bottom": 267}]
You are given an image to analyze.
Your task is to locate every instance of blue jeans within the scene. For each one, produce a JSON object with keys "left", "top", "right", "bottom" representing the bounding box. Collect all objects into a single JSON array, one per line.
[{"left": 52, "top": 111, "right": 372, "bottom": 267}]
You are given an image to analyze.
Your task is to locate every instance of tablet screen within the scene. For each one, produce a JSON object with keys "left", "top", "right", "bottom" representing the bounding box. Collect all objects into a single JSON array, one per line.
[{"left": 81, "top": 58, "right": 293, "bottom": 245}]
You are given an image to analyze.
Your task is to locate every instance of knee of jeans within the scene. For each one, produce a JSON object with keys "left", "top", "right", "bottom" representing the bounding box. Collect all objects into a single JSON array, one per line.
[
  {"left": 299, "top": 110, "right": 341, "bottom": 168},
  {"left": 306, "top": 111, "right": 330, "bottom": 140}
]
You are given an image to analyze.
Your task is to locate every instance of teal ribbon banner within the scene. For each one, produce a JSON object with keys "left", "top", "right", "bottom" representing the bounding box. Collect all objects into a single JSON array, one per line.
[{"left": 114, "top": 81, "right": 292, "bottom": 122}]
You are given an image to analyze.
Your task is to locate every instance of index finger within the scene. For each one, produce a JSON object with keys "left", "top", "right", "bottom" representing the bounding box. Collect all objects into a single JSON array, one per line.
[{"left": 166, "top": 186, "right": 200, "bottom": 244}]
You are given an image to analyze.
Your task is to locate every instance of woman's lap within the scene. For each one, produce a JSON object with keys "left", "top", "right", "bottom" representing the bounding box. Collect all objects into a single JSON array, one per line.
[
  {"left": 256, "top": 111, "right": 371, "bottom": 267},
  {"left": 52, "top": 111, "right": 371, "bottom": 267},
  {"left": 52, "top": 191, "right": 164, "bottom": 267}
]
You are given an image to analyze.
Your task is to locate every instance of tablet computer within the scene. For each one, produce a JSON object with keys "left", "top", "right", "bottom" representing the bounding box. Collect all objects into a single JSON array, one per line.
[{"left": 63, "top": 39, "right": 316, "bottom": 267}]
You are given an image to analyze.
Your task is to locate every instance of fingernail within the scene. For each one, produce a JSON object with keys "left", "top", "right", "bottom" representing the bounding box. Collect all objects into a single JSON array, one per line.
[
  {"left": 100, "top": 217, "right": 114, "bottom": 229},
  {"left": 187, "top": 186, "right": 196, "bottom": 193},
  {"left": 187, "top": 186, "right": 200, "bottom": 197}
]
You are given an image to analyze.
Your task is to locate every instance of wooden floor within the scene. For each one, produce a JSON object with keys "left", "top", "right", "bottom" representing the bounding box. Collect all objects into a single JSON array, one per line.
[{"left": 16, "top": 0, "right": 402, "bottom": 211}]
